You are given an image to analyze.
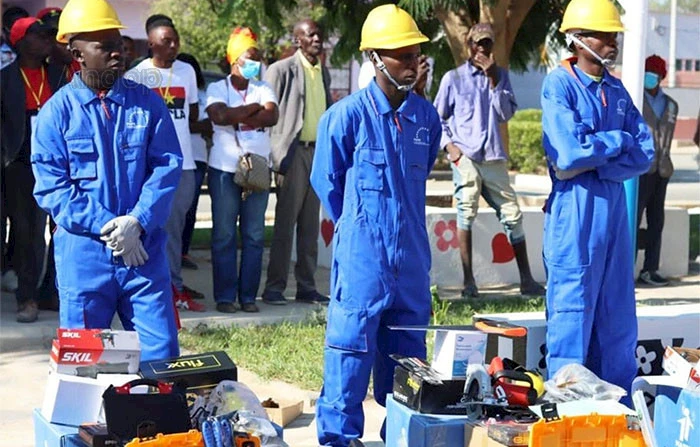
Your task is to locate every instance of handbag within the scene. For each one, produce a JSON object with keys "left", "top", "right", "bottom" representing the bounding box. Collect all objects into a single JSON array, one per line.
[
  {"left": 102, "top": 378, "right": 191, "bottom": 441},
  {"left": 234, "top": 152, "right": 271, "bottom": 192}
]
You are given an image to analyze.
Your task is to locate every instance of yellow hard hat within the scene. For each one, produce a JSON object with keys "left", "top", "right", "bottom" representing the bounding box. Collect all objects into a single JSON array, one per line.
[
  {"left": 57, "top": 0, "right": 126, "bottom": 43},
  {"left": 559, "top": 0, "right": 624, "bottom": 33},
  {"left": 359, "top": 4, "right": 428, "bottom": 51}
]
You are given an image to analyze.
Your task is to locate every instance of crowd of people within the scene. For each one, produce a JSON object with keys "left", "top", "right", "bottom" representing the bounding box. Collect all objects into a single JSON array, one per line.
[{"left": 0, "top": 0, "right": 688, "bottom": 445}]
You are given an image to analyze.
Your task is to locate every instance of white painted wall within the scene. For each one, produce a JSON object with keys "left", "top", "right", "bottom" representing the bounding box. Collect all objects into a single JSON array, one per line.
[{"left": 311, "top": 206, "right": 689, "bottom": 287}]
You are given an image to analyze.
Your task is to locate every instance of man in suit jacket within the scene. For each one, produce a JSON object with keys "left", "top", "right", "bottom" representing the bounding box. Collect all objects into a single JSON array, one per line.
[
  {"left": 1, "top": 17, "right": 67, "bottom": 322},
  {"left": 262, "top": 19, "right": 333, "bottom": 305}
]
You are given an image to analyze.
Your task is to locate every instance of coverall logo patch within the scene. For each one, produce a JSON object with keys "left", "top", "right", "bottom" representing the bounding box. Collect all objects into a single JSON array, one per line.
[
  {"left": 616, "top": 99, "right": 626, "bottom": 116},
  {"left": 413, "top": 127, "right": 430, "bottom": 146},
  {"left": 126, "top": 110, "right": 149, "bottom": 129}
]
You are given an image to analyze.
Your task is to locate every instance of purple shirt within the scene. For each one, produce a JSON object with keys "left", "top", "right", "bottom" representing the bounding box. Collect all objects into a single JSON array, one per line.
[{"left": 433, "top": 61, "right": 517, "bottom": 162}]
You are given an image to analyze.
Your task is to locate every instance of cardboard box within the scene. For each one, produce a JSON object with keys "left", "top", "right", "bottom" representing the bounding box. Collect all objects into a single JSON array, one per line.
[
  {"left": 264, "top": 399, "right": 304, "bottom": 427},
  {"left": 42, "top": 372, "right": 141, "bottom": 426},
  {"left": 479, "top": 304, "right": 700, "bottom": 377},
  {"left": 466, "top": 425, "right": 509, "bottom": 447},
  {"left": 139, "top": 351, "right": 237, "bottom": 395},
  {"left": 50, "top": 329, "right": 141, "bottom": 376},
  {"left": 33, "top": 408, "right": 87, "bottom": 447},
  {"left": 392, "top": 364, "right": 467, "bottom": 414},
  {"left": 432, "top": 330, "right": 487, "bottom": 379},
  {"left": 662, "top": 346, "right": 700, "bottom": 390}
]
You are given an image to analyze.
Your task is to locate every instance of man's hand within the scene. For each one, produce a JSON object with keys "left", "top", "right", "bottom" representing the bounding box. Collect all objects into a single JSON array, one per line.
[
  {"left": 473, "top": 52, "right": 498, "bottom": 86},
  {"left": 100, "top": 216, "right": 143, "bottom": 256},
  {"left": 121, "top": 240, "right": 149, "bottom": 267},
  {"left": 413, "top": 55, "right": 430, "bottom": 98},
  {"left": 445, "top": 143, "right": 463, "bottom": 164}
]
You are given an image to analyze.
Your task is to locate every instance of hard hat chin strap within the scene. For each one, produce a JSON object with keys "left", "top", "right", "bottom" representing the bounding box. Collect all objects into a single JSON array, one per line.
[
  {"left": 369, "top": 50, "right": 415, "bottom": 92},
  {"left": 567, "top": 34, "right": 616, "bottom": 69}
]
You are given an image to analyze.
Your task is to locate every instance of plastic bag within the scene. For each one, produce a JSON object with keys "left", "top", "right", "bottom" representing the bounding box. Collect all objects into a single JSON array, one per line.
[
  {"left": 542, "top": 364, "right": 627, "bottom": 403},
  {"left": 205, "top": 380, "right": 269, "bottom": 419}
]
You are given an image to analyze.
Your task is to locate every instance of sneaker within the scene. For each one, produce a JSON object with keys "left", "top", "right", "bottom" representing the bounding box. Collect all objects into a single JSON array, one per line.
[
  {"left": 461, "top": 283, "right": 479, "bottom": 299},
  {"left": 173, "top": 286, "right": 206, "bottom": 312},
  {"left": 183, "top": 285, "right": 205, "bottom": 300},
  {"left": 216, "top": 302, "right": 237, "bottom": 313},
  {"left": 520, "top": 281, "right": 546, "bottom": 296},
  {"left": 638, "top": 271, "right": 669, "bottom": 287},
  {"left": 262, "top": 290, "right": 288, "bottom": 305},
  {"left": 241, "top": 302, "right": 260, "bottom": 313},
  {"left": 17, "top": 300, "right": 38, "bottom": 323},
  {"left": 1, "top": 270, "right": 18, "bottom": 292},
  {"left": 295, "top": 290, "right": 330, "bottom": 305},
  {"left": 181, "top": 255, "right": 199, "bottom": 270}
]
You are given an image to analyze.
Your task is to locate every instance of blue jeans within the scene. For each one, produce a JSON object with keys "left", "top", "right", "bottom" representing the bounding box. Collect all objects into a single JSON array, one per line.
[{"left": 208, "top": 167, "right": 269, "bottom": 305}]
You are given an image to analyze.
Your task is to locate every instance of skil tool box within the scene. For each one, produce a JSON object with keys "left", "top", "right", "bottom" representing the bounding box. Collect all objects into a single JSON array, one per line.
[
  {"left": 139, "top": 351, "right": 238, "bottom": 396},
  {"left": 50, "top": 329, "right": 141, "bottom": 376}
]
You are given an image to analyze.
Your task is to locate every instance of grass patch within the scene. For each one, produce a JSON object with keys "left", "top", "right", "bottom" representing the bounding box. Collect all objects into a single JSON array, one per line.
[{"left": 179, "top": 294, "right": 545, "bottom": 392}]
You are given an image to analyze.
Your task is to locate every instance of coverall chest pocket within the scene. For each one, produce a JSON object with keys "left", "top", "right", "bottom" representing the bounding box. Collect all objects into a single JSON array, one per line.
[
  {"left": 67, "top": 138, "right": 97, "bottom": 180},
  {"left": 406, "top": 151, "right": 427, "bottom": 181},
  {"left": 120, "top": 132, "right": 147, "bottom": 162},
  {"left": 357, "top": 148, "right": 385, "bottom": 192}
]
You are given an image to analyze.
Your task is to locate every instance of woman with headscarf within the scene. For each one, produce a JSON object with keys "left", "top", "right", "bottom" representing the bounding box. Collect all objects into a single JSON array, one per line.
[{"left": 205, "top": 27, "right": 279, "bottom": 313}]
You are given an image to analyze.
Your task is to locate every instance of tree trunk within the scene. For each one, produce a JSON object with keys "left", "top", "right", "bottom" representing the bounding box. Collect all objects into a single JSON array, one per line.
[
  {"left": 479, "top": 0, "right": 538, "bottom": 68},
  {"left": 434, "top": 4, "right": 474, "bottom": 67}
]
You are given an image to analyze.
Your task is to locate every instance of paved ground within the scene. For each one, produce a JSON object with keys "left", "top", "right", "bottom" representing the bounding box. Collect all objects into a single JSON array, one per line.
[{"left": 0, "top": 144, "right": 697, "bottom": 447}]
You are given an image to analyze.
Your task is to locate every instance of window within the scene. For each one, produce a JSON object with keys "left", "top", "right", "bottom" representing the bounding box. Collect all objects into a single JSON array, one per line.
[
  {"left": 695, "top": 60, "right": 700, "bottom": 72},
  {"left": 676, "top": 59, "right": 683, "bottom": 71},
  {"left": 684, "top": 59, "right": 693, "bottom": 71}
]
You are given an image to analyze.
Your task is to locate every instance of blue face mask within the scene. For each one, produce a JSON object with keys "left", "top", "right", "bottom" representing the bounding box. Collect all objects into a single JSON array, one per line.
[
  {"left": 644, "top": 72, "right": 660, "bottom": 90},
  {"left": 240, "top": 59, "right": 261, "bottom": 80}
]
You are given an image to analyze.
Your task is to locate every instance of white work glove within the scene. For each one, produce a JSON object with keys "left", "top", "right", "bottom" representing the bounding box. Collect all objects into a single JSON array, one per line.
[
  {"left": 121, "top": 239, "right": 149, "bottom": 267},
  {"left": 100, "top": 215, "right": 143, "bottom": 256}
]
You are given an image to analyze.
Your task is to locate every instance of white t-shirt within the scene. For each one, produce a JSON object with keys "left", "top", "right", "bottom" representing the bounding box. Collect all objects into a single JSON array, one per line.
[
  {"left": 191, "top": 89, "right": 208, "bottom": 163},
  {"left": 205, "top": 76, "right": 278, "bottom": 173},
  {"left": 126, "top": 59, "right": 198, "bottom": 170}
]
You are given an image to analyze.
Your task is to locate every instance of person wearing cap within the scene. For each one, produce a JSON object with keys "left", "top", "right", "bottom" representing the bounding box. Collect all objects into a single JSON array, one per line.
[
  {"left": 126, "top": 14, "right": 207, "bottom": 313},
  {"left": 205, "top": 27, "right": 278, "bottom": 314},
  {"left": 433, "top": 23, "right": 545, "bottom": 300},
  {"left": 541, "top": 0, "right": 654, "bottom": 402},
  {"left": 636, "top": 55, "right": 678, "bottom": 287},
  {"left": 31, "top": 0, "right": 182, "bottom": 361},
  {"left": 1, "top": 5, "right": 29, "bottom": 70},
  {"left": 261, "top": 19, "right": 333, "bottom": 306},
  {"left": 37, "top": 7, "right": 81, "bottom": 82},
  {"left": 310, "top": 5, "right": 441, "bottom": 445},
  {"left": 1, "top": 16, "right": 68, "bottom": 323}
]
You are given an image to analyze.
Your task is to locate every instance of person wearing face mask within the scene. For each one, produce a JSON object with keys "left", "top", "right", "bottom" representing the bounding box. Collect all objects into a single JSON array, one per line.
[
  {"left": 540, "top": 0, "right": 654, "bottom": 403},
  {"left": 126, "top": 14, "right": 207, "bottom": 314},
  {"left": 261, "top": 19, "right": 333, "bottom": 306},
  {"left": 205, "top": 27, "right": 279, "bottom": 314},
  {"left": 636, "top": 55, "right": 678, "bottom": 287},
  {"left": 310, "top": 5, "right": 441, "bottom": 446},
  {"left": 433, "top": 23, "right": 545, "bottom": 299},
  {"left": 31, "top": 0, "right": 182, "bottom": 360}
]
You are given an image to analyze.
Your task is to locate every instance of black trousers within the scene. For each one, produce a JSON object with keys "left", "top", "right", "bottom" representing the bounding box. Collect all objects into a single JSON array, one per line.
[
  {"left": 637, "top": 171, "right": 670, "bottom": 273},
  {"left": 1, "top": 160, "right": 46, "bottom": 304}
]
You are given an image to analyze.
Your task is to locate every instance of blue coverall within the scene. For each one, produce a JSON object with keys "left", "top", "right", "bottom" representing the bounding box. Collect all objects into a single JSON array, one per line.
[
  {"left": 311, "top": 79, "right": 441, "bottom": 446},
  {"left": 31, "top": 75, "right": 183, "bottom": 362},
  {"left": 541, "top": 59, "right": 654, "bottom": 400}
]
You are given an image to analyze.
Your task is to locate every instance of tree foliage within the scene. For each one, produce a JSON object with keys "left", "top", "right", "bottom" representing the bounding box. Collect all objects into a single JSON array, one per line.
[{"left": 650, "top": 0, "right": 700, "bottom": 14}]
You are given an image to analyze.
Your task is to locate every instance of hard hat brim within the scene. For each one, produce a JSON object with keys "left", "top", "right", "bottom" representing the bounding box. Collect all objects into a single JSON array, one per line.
[
  {"left": 359, "top": 34, "right": 429, "bottom": 52},
  {"left": 57, "top": 23, "right": 126, "bottom": 43}
]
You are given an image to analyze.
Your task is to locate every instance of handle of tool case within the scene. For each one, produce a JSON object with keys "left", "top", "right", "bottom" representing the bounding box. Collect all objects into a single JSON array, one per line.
[
  {"left": 113, "top": 378, "right": 174, "bottom": 395},
  {"left": 473, "top": 317, "right": 527, "bottom": 337}
]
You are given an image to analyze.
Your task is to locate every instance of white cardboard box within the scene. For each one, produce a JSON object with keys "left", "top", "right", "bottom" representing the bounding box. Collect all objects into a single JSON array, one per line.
[
  {"left": 432, "top": 330, "right": 487, "bottom": 379},
  {"left": 662, "top": 346, "right": 700, "bottom": 391},
  {"left": 50, "top": 329, "right": 141, "bottom": 376},
  {"left": 479, "top": 304, "right": 700, "bottom": 378},
  {"left": 42, "top": 372, "right": 141, "bottom": 426}
]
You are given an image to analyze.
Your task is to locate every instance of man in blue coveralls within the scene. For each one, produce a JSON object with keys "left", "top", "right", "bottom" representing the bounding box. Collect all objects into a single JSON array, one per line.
[
  {"left": 31, "top": 0, "right": 182, "bottom": 361},
  {"left": 541, "top": 0, "right": 654, "bottom": 403},
  {"left": 311, "top": 5, "right": 441, "bottom": 446}
]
